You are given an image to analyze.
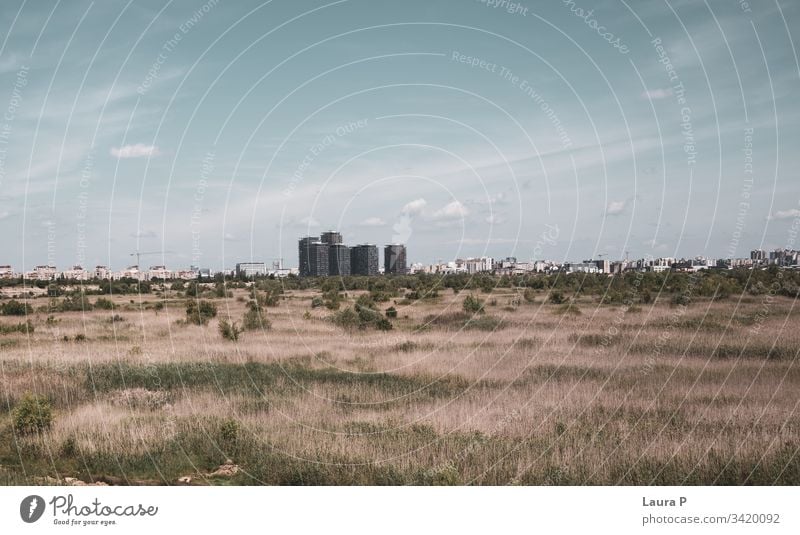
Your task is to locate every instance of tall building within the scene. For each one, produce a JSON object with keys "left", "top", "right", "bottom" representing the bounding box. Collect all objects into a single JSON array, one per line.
[
  {"left": 351, "top": 244, "right": 378, "bottom": 276},
  {"left": 751, "top": 249, "right": 766, "bottom": 261},
  {"left": 384, "top": 244, "right": 407, "bottom": 274},
  {"left": 329, "top": 244, "right": 351, "bottom": 276},
  {"left": 298, "top": 236, "right": 317, "bottom": 276},
  {"left": 320, "top": 230, "right": 343, "bottom": 245},
  {"left": 309, "top": 242, "right": 329, "bottom": 276}
]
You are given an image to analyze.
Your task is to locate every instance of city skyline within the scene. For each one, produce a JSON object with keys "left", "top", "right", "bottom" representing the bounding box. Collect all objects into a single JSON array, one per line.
[{"left": 0, "top": 1, "right": 798, "bottom": 270}]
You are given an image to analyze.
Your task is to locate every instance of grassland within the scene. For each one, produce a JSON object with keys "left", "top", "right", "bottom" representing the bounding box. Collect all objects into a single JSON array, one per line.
[{"left": 1, "top": 284, "right": 798, "bottom": 485}]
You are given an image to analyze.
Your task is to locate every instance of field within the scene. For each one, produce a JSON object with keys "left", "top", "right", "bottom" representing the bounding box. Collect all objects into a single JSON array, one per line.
[{"left": 1, "top": 283, "right": 799, "bottom": 485}]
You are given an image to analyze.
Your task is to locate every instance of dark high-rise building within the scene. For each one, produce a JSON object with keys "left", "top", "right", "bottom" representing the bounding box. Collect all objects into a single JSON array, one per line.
[
  {"left": 320, "top": 230, "right": 343, "bottom": 245},
  {"left": 329, "top": 244, "right": 351, "bottom": 276},
  {"left": 298, "top": 236, "right": 317, "bottom": 277},
  {"left": 299, "top": 236, "right": 329, "bottom": 276},
  {"left": 350, "top": 244, "right": 378, "bottom": 276},
  {"left": 308, "top": 242, "right": 329, "bottom": 276},
  {"left": 384, "top": 244, "right": 407, "bottom": 274}
]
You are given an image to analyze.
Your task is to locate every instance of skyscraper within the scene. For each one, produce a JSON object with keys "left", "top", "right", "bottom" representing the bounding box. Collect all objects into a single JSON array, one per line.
[
  {"left": 329, "top": 243, "right": 351, "bottom": 276},
  {"left": 384, "top": 244, "right": 407, "bottom": 274},
  {"left": 299, "top": 237, "right": 330, "bottom": 277},
  {"left": 320, "top": 230, "right": 343, "bottom": 245},
  {"left": 298, "top": 236, "right": 317, "bottom": 277},
  {"left": 351, "top": 244, "right": 379, "bottom": 276}
]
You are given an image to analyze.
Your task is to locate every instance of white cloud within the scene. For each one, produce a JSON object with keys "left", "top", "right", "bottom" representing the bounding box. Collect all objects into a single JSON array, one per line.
[
  {"left": 224, "top": 232, "right": 238, "bottom": 241},
  {"left": 485, "top": 214, "right": 505, "bottom": 224},
  {"left": 605, "top": 199, "right": 627, "bottom": 216},
  {"left": 359, "top": 217, "right": 386, "bottom": 227},
  {"left": 768, "top": 209, "right": 800, "bottom": 220},
  {"left": 402, "top": 198, "right": 427, "bottom": 215},
  {"left": 432, "top": 200, "right": 468, "bottom": 220},
  {"left": 130, "top": 229, "right": 157, "bottom": 238},
  {"left": 110, "top": 144, "right": 160, "bottom": 159},
  {"left": 299, "top": 216, "right": 320, "bottom": 227},
  {"left": 641, "top": 88, "right": 673, "bottom": 100},
  {"left": 0, "top": 211, "right": 9, "bottom": 220}
]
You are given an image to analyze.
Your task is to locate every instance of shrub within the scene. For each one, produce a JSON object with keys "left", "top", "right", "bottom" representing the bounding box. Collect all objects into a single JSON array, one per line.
[
  {"left": 375, "top": 317, "right": 393, "bottom": 331},
  {"left": 385, "top": 306, "right": 398, "bottom": 318},
  {"left": 462, "top": 295, "right": 484, "bottom": 314},
  {"left": 186, "top": 300, "right": 217, "bottom": 325},
  {"left": 323, "top": 289, "right": 341, "bottom": 310},
  {"left": 57, "top": 295, "right": 93, "bottom": 312},
  {"left": 74, "top": 333, "right": 87, "bottom": 342},
  {"left": 672, "top": 293, "right": 691, "bottom": 306},
  {"left": 0, "top": 320, "right": 34, "bottom": 335},
  {"left": 1, "top": 299, "right": 31, "bottom": 316},
  {"left": 12, "top": 392, "right": 53, "bottom": 435},
  {"left": 523, "top": 288, "right": 537, "bottom": 303},
  {"left": 332, "top": 307, "right": 360, "bottom": 330},
  {"left": 242, "top": 307, "right": 271, "bottom": 331},
  {"left": 548, "top": 291, "right": 565, "bottom": 304},
  {"left": 219, "top": 419, "right": 240, "bottom": 444},
  {"left": 311, "top": 296, "right": 324, "bottom": 308},
  {"left": 94, "top": 297, "right": 114, "bottom": 310},
  {"left": 219, "top": 319, "right": 242, "bottom": 341}
]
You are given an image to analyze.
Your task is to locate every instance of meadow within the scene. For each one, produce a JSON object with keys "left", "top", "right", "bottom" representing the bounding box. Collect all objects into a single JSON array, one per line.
[{"left": 1, "top": 279, "right": 798, "bottom": 485}]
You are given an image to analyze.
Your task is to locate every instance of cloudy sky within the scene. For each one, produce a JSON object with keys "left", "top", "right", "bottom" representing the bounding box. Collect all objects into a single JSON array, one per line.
[{"left": 0, "top": 0, "right": 798, "bottom": 270}]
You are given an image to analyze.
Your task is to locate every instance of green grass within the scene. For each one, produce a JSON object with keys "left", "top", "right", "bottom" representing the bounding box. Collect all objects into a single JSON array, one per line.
[{"left": 85, "top": 360, "right": 477, "bottom": 400}]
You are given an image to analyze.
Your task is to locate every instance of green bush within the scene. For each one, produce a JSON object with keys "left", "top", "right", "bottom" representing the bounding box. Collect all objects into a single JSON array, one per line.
[
  {"left": 242, "top": 306, "right": 271, "bottom": 331},
  {"left": 1, "top": 299, "right": 32, "bottom": 315},
  {"left": 0, "top": 320, "right": 34, "bottom": 335},
  {"left": 219, "top": 319, "right": 242, "bottom": 341},
  {"left": 385, "top": 306, "right": 398, "bottom": 318},
  {"left": 94, "top": 297, "right": 114, "bottom": 310},
  {"left": 219, "top": 419, "right": 240, "bottom": 444},
  {"left": 311, "top": 296, "right": 324, "bottom": 308},
  {"left": 523, "top": 288, "right": 537, "bottom": 303},
  {"left": 462, "top": 295, "right": 484, "bottom": 314},
  {"left": 186, "top": 300, "right": 217, "bottom": 325},
  {"left": 548, "top": 291, "right": 565, "bottom": 304},
  {"left": 12, "top": 392, "right": 53, "bottom": 435}
]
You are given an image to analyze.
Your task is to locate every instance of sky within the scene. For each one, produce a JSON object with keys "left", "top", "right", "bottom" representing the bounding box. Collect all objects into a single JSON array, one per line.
[{"left": 0, "top": 0, "right": 798, "bottom": 271}]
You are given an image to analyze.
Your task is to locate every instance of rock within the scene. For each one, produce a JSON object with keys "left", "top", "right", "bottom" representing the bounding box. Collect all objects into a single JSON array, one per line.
[
  {"left": 177, "top": 476, "right": 192, "bottom": 484},
  {"left": 64, "top": 477, "right": 108, "bottom": 486},
  {"left": 206, "top": 461, "right": 240, "bottom": 477}
]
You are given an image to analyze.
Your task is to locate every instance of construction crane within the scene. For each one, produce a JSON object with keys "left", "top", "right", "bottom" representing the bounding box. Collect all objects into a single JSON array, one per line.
[{"left": 130, "top": 251, "right": 164, "bottom": 269}]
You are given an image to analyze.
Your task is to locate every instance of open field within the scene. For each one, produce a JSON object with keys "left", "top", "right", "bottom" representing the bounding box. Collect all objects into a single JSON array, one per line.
[{"left": 1, "top": 284, "right": 799, "bottom": 485}]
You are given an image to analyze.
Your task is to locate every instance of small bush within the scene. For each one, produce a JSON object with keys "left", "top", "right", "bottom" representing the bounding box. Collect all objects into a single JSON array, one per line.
[
  {"left": 548, "top": 291, "right": 565, "bottom": 305},
  {"left": 311, "top": 296, "right": 324, "bottom": 308},
  {"left": 672, "top": 293, "right": 691, "bottom": 306},
  {"left": 60, "top": 435, "right": 78, "bottom": 457},
  {"left": 186, "top": 300, "right": 217, "bottom": 325},
  {"left": 1, "top": 299, "right": 32, "bottom": 316},
  {"left": 462, "top": 295, "right": 485, "bottom": 314},
  {"left": 243, "top": 306, "right": 271, "bottom": 331},
  {"left": 12, "top": 392, "right": 53, "bottom": 435},
  {"left": 523, "top": 288, "right": 537, "bottom": 303},
  {"left": 94, "top": 297, "right": 114, "bottom": 310},
  {"left": 219, "top": 419, "right": 240, "bottom": 444},
  {"left": 385, "top": 306, "right": 398, "bottom": 318},
  {"left": 74, "top": 333, "right": 86, "bottom": 342},
  {"left": 0, "top": 320, "right": 34, "bottom": 335},
  {"left": 219, "top": 319, "right": 242, "bottom": 341}
]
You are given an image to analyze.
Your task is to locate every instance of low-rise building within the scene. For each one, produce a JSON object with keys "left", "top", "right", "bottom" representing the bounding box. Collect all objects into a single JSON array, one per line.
[{"left": 235, "top": 262, "right": 267, "bottom": 278}]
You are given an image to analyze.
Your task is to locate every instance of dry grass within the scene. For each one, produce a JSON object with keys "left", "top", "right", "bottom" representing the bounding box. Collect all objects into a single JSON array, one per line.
[{"left": 1, "top": 288, "right": 798, "bottom": 485}]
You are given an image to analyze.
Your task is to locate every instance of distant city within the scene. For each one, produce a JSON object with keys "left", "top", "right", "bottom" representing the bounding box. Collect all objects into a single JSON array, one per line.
[{"left": 0, "top": 238, "right": 798, "bottom": 282}]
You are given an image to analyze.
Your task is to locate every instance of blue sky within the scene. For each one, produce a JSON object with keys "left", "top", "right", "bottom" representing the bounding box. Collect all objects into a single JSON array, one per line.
[{"left": 0, "top": 0, "right": 798, "bottom": 270}]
